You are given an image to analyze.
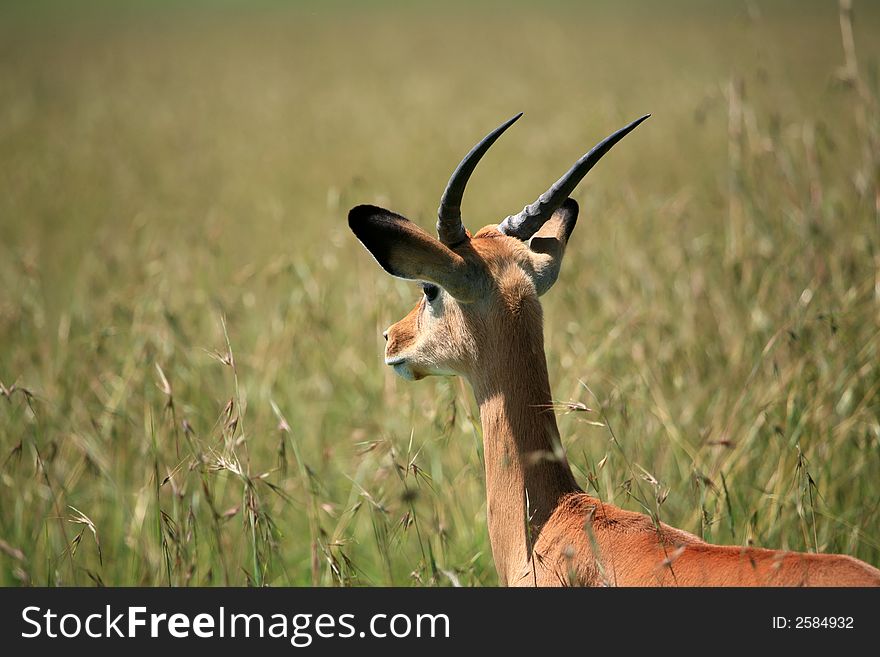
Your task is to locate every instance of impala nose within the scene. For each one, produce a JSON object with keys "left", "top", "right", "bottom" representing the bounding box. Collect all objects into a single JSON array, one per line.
[{"left": 382, "top": 330, "right": 389, "bottom": 342}]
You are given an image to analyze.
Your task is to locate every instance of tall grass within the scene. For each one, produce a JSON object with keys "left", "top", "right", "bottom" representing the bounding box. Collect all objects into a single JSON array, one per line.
[{"left": 0, "top": 0, "right": 878, "bottom": 586}]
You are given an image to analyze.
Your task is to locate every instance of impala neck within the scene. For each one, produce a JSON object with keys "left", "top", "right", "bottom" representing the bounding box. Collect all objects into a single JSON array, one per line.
[{"left": 468, "top": 319, "right": 580, "bottom": 584}]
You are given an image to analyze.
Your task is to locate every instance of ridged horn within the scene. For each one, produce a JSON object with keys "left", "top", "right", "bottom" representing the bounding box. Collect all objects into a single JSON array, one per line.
[
  {"left": 437, "top": 112, "right": 523, "bottom": 246},
  {"left": 498, "top": 114, "right": 650, "bottom": 240}
]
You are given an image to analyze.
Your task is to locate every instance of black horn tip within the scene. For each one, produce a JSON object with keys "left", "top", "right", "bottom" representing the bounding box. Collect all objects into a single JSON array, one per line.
[
  {"left": 629, "top": 113, "right": 651, "bottom": 129},
  {"left": 436, "top": 112, "right": 525, "bottom": 244},
  {"left": 497, "top": 112, "right": 651, "bottom": 241},
  {"left": 611, "top": 114, "right": 651, "bottom": 139}
]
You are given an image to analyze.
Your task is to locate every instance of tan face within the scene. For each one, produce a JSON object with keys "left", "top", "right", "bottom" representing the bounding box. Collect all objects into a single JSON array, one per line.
[
  {"left": 350, "top": 207, "right": 578, "bottom": 382},
  {"left": 383, "top": 281, "right": 475, "bottom": 381},
  {"left": 382, "top": 230, "right": 502, "bottom": 381}
]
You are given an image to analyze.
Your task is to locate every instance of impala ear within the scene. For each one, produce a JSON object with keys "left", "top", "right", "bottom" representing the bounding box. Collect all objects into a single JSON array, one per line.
[
  {"left": 527, "top": 198, "right": 579, "bottom": 296},
  {"left": 349, "top": 205, "right": 478, "bottom": 301}
]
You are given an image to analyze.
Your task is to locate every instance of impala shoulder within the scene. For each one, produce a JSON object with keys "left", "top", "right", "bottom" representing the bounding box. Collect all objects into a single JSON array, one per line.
[{"left": 552, "top": 493, "right": 703, "bottom": 544}]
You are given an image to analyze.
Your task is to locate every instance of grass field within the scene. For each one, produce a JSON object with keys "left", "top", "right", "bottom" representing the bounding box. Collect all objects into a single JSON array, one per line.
[{"left": 1, "top": 0, "right": 879, "bottom": 586}]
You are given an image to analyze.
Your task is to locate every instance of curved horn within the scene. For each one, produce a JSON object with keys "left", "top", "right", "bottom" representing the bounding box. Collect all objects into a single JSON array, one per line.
[
  {"left": 437, "top": 112, "right": 523, "bottom": 246},
  {"left": 498, "top": 114, "right": 650, "bottom": 240}
]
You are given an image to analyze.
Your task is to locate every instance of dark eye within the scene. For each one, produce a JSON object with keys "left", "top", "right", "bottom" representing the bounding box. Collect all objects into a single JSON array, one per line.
[{"left": 422, "top": 283, "right": 439, "bottom": 303}]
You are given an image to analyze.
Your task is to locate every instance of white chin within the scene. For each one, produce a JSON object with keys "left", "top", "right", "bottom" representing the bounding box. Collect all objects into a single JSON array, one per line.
[{"left": 392, "top": 363, "right": 418, "bottom": 381}]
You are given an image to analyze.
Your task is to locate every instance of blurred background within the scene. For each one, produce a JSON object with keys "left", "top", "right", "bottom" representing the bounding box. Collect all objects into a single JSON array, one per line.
[{"left": 1, "top": 0, "right": 878, "bottom": 586}]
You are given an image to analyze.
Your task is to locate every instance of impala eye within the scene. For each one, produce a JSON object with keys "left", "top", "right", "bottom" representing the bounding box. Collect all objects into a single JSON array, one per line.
[{"left": 422, "top": 283, "right": 439, "bottom": 303}]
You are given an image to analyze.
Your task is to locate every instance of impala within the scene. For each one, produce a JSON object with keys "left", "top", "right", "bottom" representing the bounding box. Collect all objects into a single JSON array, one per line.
[{"left": 348, "top": 113, "right": 880, "bottom": 586}]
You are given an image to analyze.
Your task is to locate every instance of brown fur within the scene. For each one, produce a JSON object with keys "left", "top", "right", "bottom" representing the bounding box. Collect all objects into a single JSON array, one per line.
[
  {"left": 521, "top": 493, "right": 880, "bottom": 586},
  {"left": 352, "top": 205, "right": 880, "bottom": 587}
]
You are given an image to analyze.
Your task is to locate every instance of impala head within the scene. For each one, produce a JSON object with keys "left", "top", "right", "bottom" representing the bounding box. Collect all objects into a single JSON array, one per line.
[{"left": 349, "top": 113, "right": 649, "bottom": 382}]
